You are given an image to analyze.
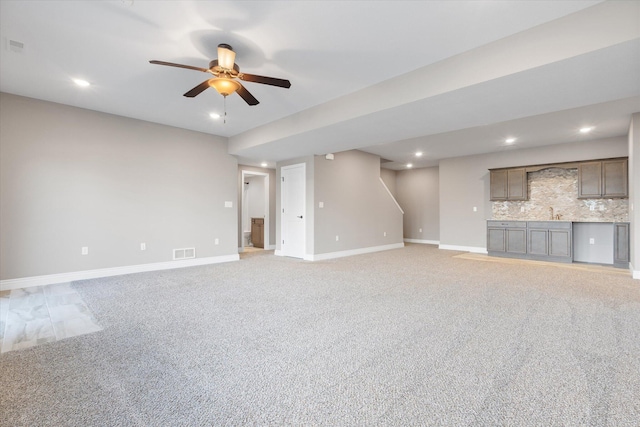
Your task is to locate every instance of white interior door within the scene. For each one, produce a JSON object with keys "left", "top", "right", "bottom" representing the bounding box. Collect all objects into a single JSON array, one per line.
[{"left": 281, "top": 163, "right": 305, "bottom": 258}]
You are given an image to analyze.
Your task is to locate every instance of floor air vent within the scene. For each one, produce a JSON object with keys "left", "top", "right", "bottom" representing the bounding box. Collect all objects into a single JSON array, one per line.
[{"left": 173, "top": 248, "right": 195, "bottom": 260}]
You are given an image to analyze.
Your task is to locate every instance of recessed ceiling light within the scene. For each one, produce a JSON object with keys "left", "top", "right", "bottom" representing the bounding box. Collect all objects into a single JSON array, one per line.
[
  {"left": 407, "top": 163, "right": 413, "bottom": 168},
  {"left": 260, "top": 162, "right": 268, "bottom": 167},
  {"left": 415, "top": 152, "right": 423, "bottom": 157},
  {"left": 73, "top": 78, "right": 90, "bottom": 87},
  {"left": 209, "top": 113, "right": 221, "bottom": 119},
  {"left": 505, "top": 137, "right": 516, "bottom": 144},
  {"left": 579, "top": 127, "right": 593, "bottom": 134}
]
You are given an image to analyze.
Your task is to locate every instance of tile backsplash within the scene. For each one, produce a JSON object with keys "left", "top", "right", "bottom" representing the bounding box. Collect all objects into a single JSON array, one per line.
[{"left": 492, "top": 168, "right": 628, "bottom": 222}]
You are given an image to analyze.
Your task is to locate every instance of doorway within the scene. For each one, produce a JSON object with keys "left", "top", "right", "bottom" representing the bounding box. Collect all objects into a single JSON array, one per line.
[
  {"left": 280, "top": 163, "right": 306, "bottom": 258},
  {"left": 241, "top": 170, "right": 269, "bottom": 252}
]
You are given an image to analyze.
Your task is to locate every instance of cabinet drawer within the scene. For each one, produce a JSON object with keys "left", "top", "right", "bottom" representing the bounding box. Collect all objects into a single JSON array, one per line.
[
  {"left": 527, "top": 221, "right": 571, "bottom": 230},
  {"left": 487, "top": 221, "right": 526, "bottom": 228}
]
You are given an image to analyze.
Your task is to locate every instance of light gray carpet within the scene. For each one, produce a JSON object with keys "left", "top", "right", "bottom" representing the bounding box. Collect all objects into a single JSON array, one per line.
[{"left": 1, "top": 244, "right": 639, "bottom": 426}]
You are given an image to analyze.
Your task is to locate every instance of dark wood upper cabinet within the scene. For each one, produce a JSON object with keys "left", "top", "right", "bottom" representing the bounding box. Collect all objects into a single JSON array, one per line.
[
  {"left": 490, "top": 168, "right": 527, "bottom": 201},
  {"left": 579, "top": 158, "right": 627, "bottom": 198},
  {"left": 578, "top": 161, "right": 602, "bottom": 198},
  {"left": 602, "top": 159, "right": 628, "bottom": 197}
]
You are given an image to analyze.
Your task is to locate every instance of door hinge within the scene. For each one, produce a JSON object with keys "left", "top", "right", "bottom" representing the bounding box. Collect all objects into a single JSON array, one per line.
[{"left": 282, "top": 177, "right": 284, "bottom": 182}]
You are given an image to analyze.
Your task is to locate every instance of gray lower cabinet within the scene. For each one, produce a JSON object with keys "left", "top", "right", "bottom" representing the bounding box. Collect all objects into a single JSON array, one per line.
[
  {"left": 488, "top": 221, "right": 571, "bottom": 262},
  {"left": 527, "top": 221, "right": 572, "bottom": 262},
  {"left": 613, "top": 222, "right": 630, "bottom": 268},
  {"left": 487, "top": 221, "right": 527, "bottom": 256}
]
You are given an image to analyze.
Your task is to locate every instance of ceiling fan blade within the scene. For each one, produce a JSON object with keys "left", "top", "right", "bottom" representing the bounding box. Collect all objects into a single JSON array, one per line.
[
  {"left": 239, "top": 73, "right": 291, "bottom": 89},
  {"left": 236, "top": 83, "right": 259, "bottom": 106},
  {"left": 149, "top": 60, "right": 209, "bottom": 73},
  {"left": 183, "top": 80, "right": 211, "bottom": 98}
]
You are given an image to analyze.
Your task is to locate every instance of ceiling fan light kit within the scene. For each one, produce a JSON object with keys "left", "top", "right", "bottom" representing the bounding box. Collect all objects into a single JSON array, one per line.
[
  {"left": 208, "top": 78, "right": 240, "bottom": 96},
  {"left": 150, "top": 43, "right": 291, "bottom": 107}
]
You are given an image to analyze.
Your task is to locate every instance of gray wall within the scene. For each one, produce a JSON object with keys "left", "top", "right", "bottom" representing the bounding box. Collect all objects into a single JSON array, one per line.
[
  {"left": 396, "top": 167, "right": 440, "bottom": 242},
  {"left": 439, "top": 137, "right": 629, "bottom": 250},
  {"left": 380, "top": 167, "right": 397, "bottom": 198},
  {"left": 237, "top": 165, "right": 276, "bottom": 248},
  {"left": 0, "top": 93, "right": 238, "bottom": 280},
  {"left": 313, "top": 150, "right": 403, "bottom": 254},
  {"left": 630, "top": 113, "right": 640, "bottom": 275}
]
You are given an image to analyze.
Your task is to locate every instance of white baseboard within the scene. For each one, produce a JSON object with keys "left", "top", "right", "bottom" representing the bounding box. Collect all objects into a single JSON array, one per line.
[
  {"left": 0, "top": 254, "right": 240, "bottom": 291},
  {"left": 404, "top": 239, "right": 439, "bottom": 245},
  {"left": 306, "top": 243, "right": 405, "bottom": 261},
  {"left": 266, "top": 244, "right": 276, "bottom": 250},
  {"left": 274, "top": 249, "right": 283, "bottom": 256},
  {"left": 439, "top": 244, "right": 488, "bottom": 254},
  {"left": 631, "top": 263, "right": 640, "bottom": 280}
]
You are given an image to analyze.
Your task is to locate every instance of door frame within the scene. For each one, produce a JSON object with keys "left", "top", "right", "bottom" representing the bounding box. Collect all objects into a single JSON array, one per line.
[{"left": 241, "top": 169, "right": 270, "bottom": 251}]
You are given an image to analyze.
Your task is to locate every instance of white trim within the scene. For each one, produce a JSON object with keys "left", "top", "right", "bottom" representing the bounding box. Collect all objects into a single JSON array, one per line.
[
  {"left": 632, "top": 263, "right": 640, "bottom": 280},
  {"left": 379, "top": 177, "right": 404, "bottom": 214},
  {"left": 274, "top": 249, "right": 283, "bottom": 256},
  {"left": 404, "top": 238, "right": 439, "bottom": 245},
  {"left": 241, "top": 169, "right": 270, "bottom": 253},
  {"left": 265, "top": 244, "right": 276, "bottom": 250},
  {"left": 0, "top": 254, "right": 240, "bottom": 291},
  {"left": 306, "top": 243, "right": 405, "bottom": 261},
  {"left": 439, "top": 244, "right": 488, "bottom": 254}
]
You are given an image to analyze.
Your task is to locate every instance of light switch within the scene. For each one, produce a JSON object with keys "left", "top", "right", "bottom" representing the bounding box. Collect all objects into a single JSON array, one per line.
[
  {"left": 225, "top": 201, "right": 232, "bottom": 208},
  {"left": 473, "top": 207, "right": 477, "bottom": 212},
  {"left": 81, "top": 247, "right": 88, "bottom": 255},
  {"left": 589, "top": 238, "right": 595, "bottom": 245},
  {"left": 319, "top": 202, "right": 324, "bottom": 208}
]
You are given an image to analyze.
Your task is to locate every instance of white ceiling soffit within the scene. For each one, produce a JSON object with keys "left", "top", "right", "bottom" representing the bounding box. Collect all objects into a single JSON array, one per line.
[
  {"left": 1, "top": 0, "right": 638, "bottom": 167},
  {"left": 228, "top": 0, "right": 640, "bottom": 165}
]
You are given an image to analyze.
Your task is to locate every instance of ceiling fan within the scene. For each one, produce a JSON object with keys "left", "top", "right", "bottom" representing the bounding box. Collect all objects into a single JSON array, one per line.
[{"left": 150, "top": 44, "right": 291, "bottom": 106}]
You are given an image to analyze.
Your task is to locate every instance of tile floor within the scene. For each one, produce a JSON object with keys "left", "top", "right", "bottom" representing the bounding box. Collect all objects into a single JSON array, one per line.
[{"left": 0, "top": 283, "right": 102, "bottom": 353}]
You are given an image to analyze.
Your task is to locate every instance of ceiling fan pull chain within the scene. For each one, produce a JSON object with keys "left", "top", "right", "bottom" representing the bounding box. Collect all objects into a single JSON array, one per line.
[{"left": 224, "top": 96, "right": 227, "bottom": 124}]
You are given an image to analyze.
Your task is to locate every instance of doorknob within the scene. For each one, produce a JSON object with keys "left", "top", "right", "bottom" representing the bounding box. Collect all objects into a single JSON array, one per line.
[{"left": 297, "top": 215, "right": 303, "bottom": 219}]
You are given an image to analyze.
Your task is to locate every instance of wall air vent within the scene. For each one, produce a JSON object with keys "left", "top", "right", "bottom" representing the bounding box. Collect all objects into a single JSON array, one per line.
[
  {"left": 173, "top": 247, "right": 196, "bottom": 260},
  {"left": 7, "top": 39, "right": 25, "bottom": 53}
]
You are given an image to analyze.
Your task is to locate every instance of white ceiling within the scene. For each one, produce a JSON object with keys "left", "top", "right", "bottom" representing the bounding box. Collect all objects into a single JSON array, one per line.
[{"left": 1, "top": 1, "right": 639, "bottom": 169}]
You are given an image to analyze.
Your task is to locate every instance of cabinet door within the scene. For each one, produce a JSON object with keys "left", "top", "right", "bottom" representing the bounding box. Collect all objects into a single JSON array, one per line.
[
  {"left": 490, "top": 170, "right": 508, "bottom": 201},
  {"left": 603, "top": 159, "right": 628, "bottom": 198},
  {"left": 506, "top": 229, "right": 527, "bottom": 254},
  {"left": 549, "top": 229, "right": 571, "bottom": 258},
  {"left": 487, "top": 228, "right": 506, "bottom": 252},
  {"left": 528, "top": 229, "right": 548, "bottom": 256},
  {"left": 578, "top": 161, "right": 602, "bottom": 198},
  {"left": 613, "top": 223, "right": 630, "bottom": 265},
  {"left": 507, "top": 168, "right": 527, "bottom": 200}
]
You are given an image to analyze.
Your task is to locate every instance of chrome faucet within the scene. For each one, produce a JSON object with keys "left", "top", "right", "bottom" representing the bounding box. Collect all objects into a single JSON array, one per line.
[{"left": 549, "top": 207, "right": 554, "bottom": 220}]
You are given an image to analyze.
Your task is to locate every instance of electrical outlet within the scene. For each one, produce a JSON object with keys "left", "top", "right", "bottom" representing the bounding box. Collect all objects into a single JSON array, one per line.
[
  {"left": 590, "top": 205, "right": 595, "bottom": 211},
  {"left": 473, "top": 206, "right": 477, "bottom": 212},
  {"left": 81, "top": 246, "right": 88, "bottom": 255},
  {"left": 520, "top": 207, "right": 525, "bottom": 213},
  {"left": 140, "top": 243, "right": 146, "bottom": 251},
  {"left": 336, "top": 235, "right": 339, "bottom": 241},
  {"left": 589, "top": 238, "right": 595, "bottom": 245},
  {"left": 319, "top": 202, "right": 324, "bottom": 208},
  {"left": 214, "top": 238, "right": 219, "bottom": 245},
  {"left": 419, "top": 228, "right": 422, "bottom": 233},
  {"left": 224, "top": 201, "right": 232, "bottom": 208},
  {"left": 383, "top": 231, "right": 387, "bottom": 237}
]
